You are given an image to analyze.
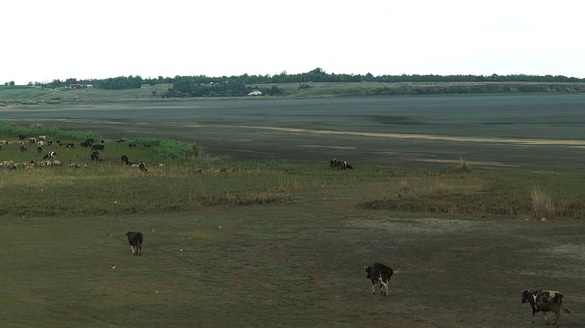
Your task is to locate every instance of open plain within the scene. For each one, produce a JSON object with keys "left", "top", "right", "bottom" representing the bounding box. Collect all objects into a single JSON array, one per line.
[
  {"left": 2, "top": 94, "right": 585, "bottom": 170},
  {"left": 1, "top": 94, "right": 585, "bottom": 327}
]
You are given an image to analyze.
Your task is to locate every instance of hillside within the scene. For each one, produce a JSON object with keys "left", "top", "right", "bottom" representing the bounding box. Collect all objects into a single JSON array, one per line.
[{"left": 1, "top": 81, "right": 585, "bottom": 106}]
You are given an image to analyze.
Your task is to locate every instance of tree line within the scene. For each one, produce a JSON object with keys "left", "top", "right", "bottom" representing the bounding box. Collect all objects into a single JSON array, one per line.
[
  {"left": 6, "top": 68, "right": 584, "bottom": 97},
  {"left": 32, "top": 76, "right": 143, "bottom": 89}
]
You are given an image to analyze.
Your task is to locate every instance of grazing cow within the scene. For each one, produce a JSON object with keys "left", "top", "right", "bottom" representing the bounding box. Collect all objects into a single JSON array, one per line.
[
  {"left": 36, "top": 146, "right": 43, "bottom": 153},
  {"left": 125, "top": 231, "right": 143, "bottom": 256},
  {"left": 138, "top": 162, "right": 148, "bottom": 172},
  {"left": 20, "top": 145, "right": 27, "bottom": 152},
  {"left": 330, "top": 158, "right": 354, "bottom": 170},
  {"left": 65, "top": 143, "right": 75, "bottom": 148},
  {"left": 121, "top": 155, "right": 129, "bottom": 165},
  {"left": 91, "top": 144, "right": 105, "bottom": 151},
  {"left": 90, "top": 150, "right": 100, "bottom": 161},
  {"left": 80, "top": 141, "right": 92, "bottom": 148},
  {"left": 521, "top": 290, "right": 570, "bottom": 327},
  {"left": 343, "top": 161, "right": 354, "bottom": 170},
  {"left": 18, "top": 134, "right": 26, "bottom": 140},
  {"left": 43, "top": 151, "right": 57, "bottom": 160},
  {"left": 364, "top": 262, "right": 394, "bottom": 298}
]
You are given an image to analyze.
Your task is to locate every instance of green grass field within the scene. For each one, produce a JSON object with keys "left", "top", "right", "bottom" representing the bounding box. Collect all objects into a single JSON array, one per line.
[{"left": 2, "top": 123, "right": 585, "bottom": 327}]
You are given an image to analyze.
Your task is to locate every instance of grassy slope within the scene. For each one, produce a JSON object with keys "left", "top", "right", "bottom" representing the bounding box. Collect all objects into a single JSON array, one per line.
[{"left": 2, "top": 81, "right": 585, "bottom": 105}]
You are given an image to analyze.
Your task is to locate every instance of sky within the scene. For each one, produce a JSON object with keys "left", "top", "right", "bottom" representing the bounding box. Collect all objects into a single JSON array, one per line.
[{"left": 2, "top": 0, "right": 584, "bottom": 84}]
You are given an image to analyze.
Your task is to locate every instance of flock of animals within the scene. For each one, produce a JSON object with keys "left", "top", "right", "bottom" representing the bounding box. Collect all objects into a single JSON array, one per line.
[
  {"left": 2, "top": 134, "right": 574, "bottom": 326},
  {"left": 0, "top": 134, "right": 149, "bottom": 171}
]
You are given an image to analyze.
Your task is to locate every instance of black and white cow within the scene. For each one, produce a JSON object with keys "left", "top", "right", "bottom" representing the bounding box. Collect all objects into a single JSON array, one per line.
[
  {"left": 330, "top": 158, "right": 353, "bottom": 170},
  {"left": 138, "top": 162, "right": 148, "bottom": 172},
  {"left": 43, "top": 151, "right": 57, "bottom": 160},
  {"left": 364, "top": 262, "right": 394, "bottom": 298},
  {"left": 125, "top": 231, "right": 144, "bottom": 256},
  {"left": 521, "top": 290, "right": 570, "bottom": 327}
]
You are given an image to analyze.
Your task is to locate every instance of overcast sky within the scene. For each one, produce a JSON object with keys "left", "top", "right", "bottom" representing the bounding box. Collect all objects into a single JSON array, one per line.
[{"left": 2, "top": 0, "right": 584, "bottom": 84}]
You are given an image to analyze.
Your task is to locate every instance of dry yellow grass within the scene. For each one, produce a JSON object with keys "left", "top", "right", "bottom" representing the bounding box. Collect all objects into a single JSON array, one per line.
[{"left": 531, "top": 185, "right": 555, "bottom": 219}]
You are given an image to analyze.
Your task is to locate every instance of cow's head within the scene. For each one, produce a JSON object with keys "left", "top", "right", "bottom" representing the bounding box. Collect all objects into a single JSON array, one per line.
[
  {"left": 521, "top": 290, "right": 531, "bottom": 303},
  {"left": 553, "top": 293, "right": 563, "bottom": 304},
  {"left": 364, "top": 266, "right": 372, "bottom": 279}
]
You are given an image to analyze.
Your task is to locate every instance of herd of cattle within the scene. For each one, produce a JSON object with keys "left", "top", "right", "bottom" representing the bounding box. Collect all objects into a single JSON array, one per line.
[
  {"left": 122, "top": 232, "right": 572, "bottom": 327},
  {"left": 2, "top": 134, "right": 574, "bottom": 326},
  {"left": 0, "top": 134, "right": 149, "bottom": 171}
]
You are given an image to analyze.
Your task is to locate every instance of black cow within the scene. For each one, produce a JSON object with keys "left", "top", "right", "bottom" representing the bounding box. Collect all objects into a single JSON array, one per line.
[
  {"left": 125, "top": 231, "right": 144, "bottom": 256},
  {"left": 65, "top": 143, "right": 74, "bottom": 148},
  {"left": 364, "top": 262, "right": 394, "bottom": 298},
  {"left": 18, "top": 134, "right": 26, "bottom": 140},
  {"left": 36, "top": 146, "right": 43, "bottom": 153},
  {"left": 90, "top": 150, "right": 100, "bottom": 161},
  {"left": 521, "top": 290, "right": 570, "bottom": 327},
  {"left": 91, "top": 144, "right": 105, "bottom": 151},
  {"left": 121, "top": 155, "right": 129, "bottom": 165},
  {"left": 20, "top": 145, "right": 27, "bottom": 152},
  {"left": 80, "top": 138, "right": 94, "bottom": 148}
]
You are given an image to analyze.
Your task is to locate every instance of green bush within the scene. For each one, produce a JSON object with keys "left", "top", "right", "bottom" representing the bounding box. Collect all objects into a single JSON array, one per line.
[{"left": 153, "top": 139, "right": 196, "bottom": 160}]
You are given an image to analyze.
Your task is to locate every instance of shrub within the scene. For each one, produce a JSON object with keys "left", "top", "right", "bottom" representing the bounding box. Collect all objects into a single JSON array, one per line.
[
  {"left": 530, "top": 185, "right": 555, "bottom": 219},
  {"left": 153, "top": 140, "right": 196, "bottom": 160}
]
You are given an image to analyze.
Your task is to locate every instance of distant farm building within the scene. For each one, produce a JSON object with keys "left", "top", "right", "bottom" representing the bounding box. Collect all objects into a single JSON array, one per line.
[
  {"left": 69, "top": 84, "right": 85, "bottom": 89},
  {"left": 247, "top": 91, "right": 262, "bottom": 96}
]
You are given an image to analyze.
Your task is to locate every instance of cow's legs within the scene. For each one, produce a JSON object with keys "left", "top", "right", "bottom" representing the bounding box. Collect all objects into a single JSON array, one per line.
[
  {"left": 371, "top": 282, "right": 376, "bottom": 295},
  {"left": 531, "top": 311, "right": 536, "bottom": 324},
  {"left": 130, "top": 245, "right": 135, "bottom": 254},
  {"left": 379, "top": 280, "right": 389, "bottom": 297},
  {"left": 543, "top": 312, "right": 548, "bottom": 325}
]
